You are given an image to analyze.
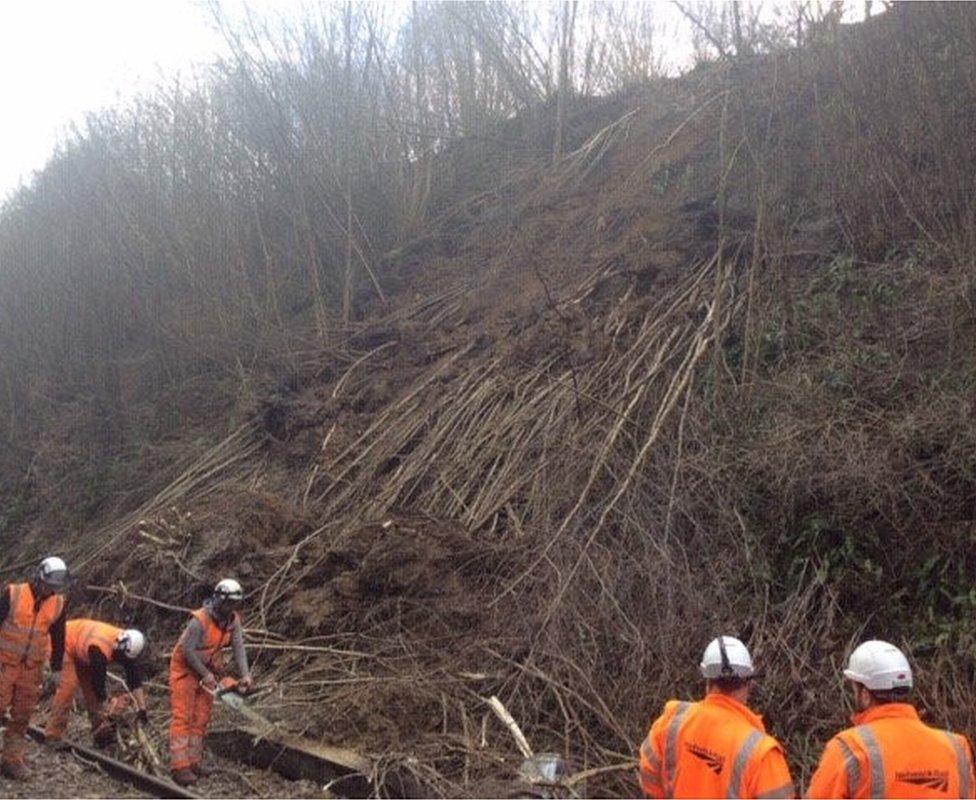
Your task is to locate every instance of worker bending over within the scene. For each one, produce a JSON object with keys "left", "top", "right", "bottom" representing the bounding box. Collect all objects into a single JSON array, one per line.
[
  {"left": 169, "top": 578, "right": 253, "bottom": 786},
  {"left": 638, "top": 635, "right": 794, "bottom": 799},
  {"left": 45, "top": 620, "right": 147, "bottom": 746},
  {"left": 807, "top": 639, "right": 976, "bottom": 798},
  {"left": 0, "top": 557, "right": 69, "bottom": 780}
]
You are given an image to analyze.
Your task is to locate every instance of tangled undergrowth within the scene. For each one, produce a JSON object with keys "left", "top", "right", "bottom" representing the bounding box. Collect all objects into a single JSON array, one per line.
[{"left": 4, "top": 4, "right": 976, "bottom": 797}]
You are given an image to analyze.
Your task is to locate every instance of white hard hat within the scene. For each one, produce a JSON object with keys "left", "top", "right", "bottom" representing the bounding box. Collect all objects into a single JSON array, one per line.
[
  {"left": 700, "top": 635, "right": 756, "bottom": 679},
  {"left": 213, "top": 578, "right": 244, "bottom": 602},
  {"left": 843, "top": 640, "right": 913, "bottom": 691},
  {"left": 115, "top": 629, "right": 146, "bottom": 659},
  {"left": 37, "top": 556, "right": 70, "bottom": 590}
]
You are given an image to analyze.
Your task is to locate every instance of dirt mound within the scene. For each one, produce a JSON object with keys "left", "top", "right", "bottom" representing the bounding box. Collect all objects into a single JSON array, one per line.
[
  {"left": 6, "top": 7, "right": 976, "bottom": 797},
  {"left": 287, "top": 516, "right": 501, "bottom": 634},
  {"left": 1, "top": 739, "right": 144, "bottom": 799}
]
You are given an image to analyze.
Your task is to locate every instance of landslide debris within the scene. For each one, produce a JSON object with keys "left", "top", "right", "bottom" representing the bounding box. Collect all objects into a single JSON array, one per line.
[{"left": 5, "top": 5, "right": 976, "bottom": 797}]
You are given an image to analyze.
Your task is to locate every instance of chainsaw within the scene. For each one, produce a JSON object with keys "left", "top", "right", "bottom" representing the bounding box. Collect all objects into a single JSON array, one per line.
[{"left": 205, "top": 677, "right": 276, "bottom": 730}]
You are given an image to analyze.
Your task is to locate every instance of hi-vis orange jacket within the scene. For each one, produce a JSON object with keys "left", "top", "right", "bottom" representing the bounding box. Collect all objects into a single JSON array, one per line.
[
  {"left": 65, "top": 620, "right": 121, "bottom": 665},
  {"left": 639, "top": 693, "right": 795, "bottom": 799},
  {"left": 169, "top": 607, "right": 238, "bottom": 680},
  {"left": 806, "top": 703, "right": 976, "bottom": 799},
  {"left": 0, "top": 583, "right": 64, "bottom": 667}
]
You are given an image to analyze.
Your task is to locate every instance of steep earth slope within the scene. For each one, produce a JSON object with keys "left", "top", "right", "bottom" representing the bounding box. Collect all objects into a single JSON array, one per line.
[{"left": 3, "top": 5, "right": 976, "bottom": 796}]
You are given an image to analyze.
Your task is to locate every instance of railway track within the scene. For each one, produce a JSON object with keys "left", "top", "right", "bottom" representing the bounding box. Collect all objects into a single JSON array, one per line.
[{"left": 26, "top": 726, "right": 201, "bottom": 800}]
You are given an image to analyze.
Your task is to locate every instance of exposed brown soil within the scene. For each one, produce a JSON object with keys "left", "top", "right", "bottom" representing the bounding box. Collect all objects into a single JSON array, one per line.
[
  {"left": 0, "top": 737, "right": 145, "bottom": 799},
  {"left": 5, "top": 6, "right": 976, "bottom": 797},
  {"left": 6, "top": 72, "right": 813, "bottom": 797},
  {"left": 4, "top": 714, "right": 325, "bottom": 799}
]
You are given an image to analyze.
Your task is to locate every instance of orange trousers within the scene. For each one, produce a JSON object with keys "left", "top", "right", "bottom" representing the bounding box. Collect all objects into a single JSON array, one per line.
[
  {"left": 169, "top": 672, "right": 214, "bottom": 772},
  {"left": 0, "top": 662, "right": 42, "bottom": 767},
  {"left": 45, "top": 658, "right": 101, "bottom": 741}
]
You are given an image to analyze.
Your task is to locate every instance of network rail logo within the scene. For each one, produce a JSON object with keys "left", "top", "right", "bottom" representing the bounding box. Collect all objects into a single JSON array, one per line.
[
  {"left": 685, "top": 742, "right": 725, "bottom": 775},
  {"left": 896, "top": 770, "right": 950, "bottom": 793}
]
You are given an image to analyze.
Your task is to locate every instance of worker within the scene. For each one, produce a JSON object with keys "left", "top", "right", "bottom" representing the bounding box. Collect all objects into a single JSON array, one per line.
[
  {"left": 44, "top": 620, "right": 148, "bottom": 746},
  {"left": 169, "top": 578, "right": 253, "bottom": 786},
  {"left": 638, "top": 635, "right": 794, "bottom": 799},
  {"left": 807, "top": 639, "right": 976, "bottom": 798},
  {"left": 0, "top": 556, "right": 69, "bottom": 780}
]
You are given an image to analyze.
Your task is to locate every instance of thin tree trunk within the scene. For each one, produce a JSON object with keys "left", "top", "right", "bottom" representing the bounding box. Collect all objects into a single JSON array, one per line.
[
  {"left": 552, "top": 2, "right": 577, "bottom": 164},
  {"left": 342, "top": 0, "right": 354, "bottom": 324}
]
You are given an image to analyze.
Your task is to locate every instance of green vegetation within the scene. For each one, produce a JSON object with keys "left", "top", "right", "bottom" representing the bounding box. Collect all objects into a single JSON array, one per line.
[{"left": 1, "top": 2, "right": 976, "bottom": 795}]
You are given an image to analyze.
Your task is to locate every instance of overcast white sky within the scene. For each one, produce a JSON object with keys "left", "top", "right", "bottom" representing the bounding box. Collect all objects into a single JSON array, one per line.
[
  {"left": 0, "top": 0, "right": 681, "bottom": 202},
  {"left": 0, "top": 1, "right": 867, "bottom": 203},
  {"left": 0, "top": 0, "right": 308, "bottom": 200}
]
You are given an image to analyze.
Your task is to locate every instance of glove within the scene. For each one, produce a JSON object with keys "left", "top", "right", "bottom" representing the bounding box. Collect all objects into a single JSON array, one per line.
[
  {"left": 237, "top": 675, "right": 254, "bottom": 695},
  {"left": 201, "top": 673, "right": 217, "bottom": 691},
  {"left": 136, "top": 709, "right": 149, "bottom": 724},
  {"left": 93, "top": 720, "right": 116, "bottom": 749}
]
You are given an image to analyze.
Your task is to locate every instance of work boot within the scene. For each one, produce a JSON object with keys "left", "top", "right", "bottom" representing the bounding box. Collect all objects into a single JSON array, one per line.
[
  {"left": 194, "top": 761, "right": 218, "bottom": 777},
  {"left": 92, "top": 720, "right": 116, "bottom": 749},
  {"left": 171, "top": 769, "right": 198, "bottom": 787},
  {"left": 1, "top": 760, "right": 29, "bottom": 781}
]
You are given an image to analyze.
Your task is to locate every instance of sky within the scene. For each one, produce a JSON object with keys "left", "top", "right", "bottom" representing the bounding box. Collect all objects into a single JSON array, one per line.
[
  {"left": 0, "top": 1, "right": 867, "bottom": 203},
  {"left": 1, "top": 0, "right": 668, "bottom": 201},
  {"left": 0, "top": 0, "right": 305, "bottom": 200}
]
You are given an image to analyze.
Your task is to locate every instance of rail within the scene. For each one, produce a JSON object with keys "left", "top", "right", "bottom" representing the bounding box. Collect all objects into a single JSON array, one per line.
[{"left": 25, "top": 726, "right": 202, "bottom": 800}]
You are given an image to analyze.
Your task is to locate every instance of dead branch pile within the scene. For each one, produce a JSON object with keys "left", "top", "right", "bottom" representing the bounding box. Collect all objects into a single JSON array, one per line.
[{"left": 6, "top": 5, "right": 976, "bottom": 798}]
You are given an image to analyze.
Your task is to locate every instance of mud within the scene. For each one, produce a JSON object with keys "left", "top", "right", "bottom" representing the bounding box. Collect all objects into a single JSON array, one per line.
[
  {"left": 189, "top": 753, "right": 326, "bottom": 799},
  {"left": 6, "top": 69, "right": 768, "bottom": 800},
  {"left": 2, "top": 714, "right": 328, "bottom": 799},
  {"left": 0, "top": 737, "right": 145, "bottom": 799}
]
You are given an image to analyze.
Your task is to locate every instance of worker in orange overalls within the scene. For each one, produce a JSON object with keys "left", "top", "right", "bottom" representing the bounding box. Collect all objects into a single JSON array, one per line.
[
  {"left": 169, "top": 578, "right": 252, "bottom": 786},
  {"left": 0, "top": 556, "right": 69, "bottom": 780},
  {"left": 807, "top": 639, "right": 976, "bottom": 798},
  {"left": 638, "top": 635, "right": 795, "bottom": 799},
  {"left": 44, "top": 620, "right": 148, "bottom": 747}
]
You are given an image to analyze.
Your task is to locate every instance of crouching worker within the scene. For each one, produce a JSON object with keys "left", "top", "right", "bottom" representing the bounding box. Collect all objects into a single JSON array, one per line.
[
  {"left": 169, "top": 578, "right": 253, "bottom": 786},
  {"left": 44, "top": 621, "right": 147, "bottom": 747},
  {"left": 807, "top": 640, "right": 976, "bottom": 799},
  {"left": 0, "top": 557, "right": 69, "bottom": 780},
  {"left": 638, "top": 636, "right": 795, "bottom": 799}
]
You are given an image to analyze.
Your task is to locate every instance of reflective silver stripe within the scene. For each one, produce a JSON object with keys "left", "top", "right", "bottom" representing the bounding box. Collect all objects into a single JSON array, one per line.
[
  {"left": 0, "top": 621, "right": 39, "bottom": 634},
  {"left": 2, "top": 584, "right": 27, "bottom": 661},
  {"left": 664, "top": 702, "right": 692, "bottom": 798},
  {"left": 0, "top": 638, "right": 43, "bottom": 654},
  {"left": 641, "top": 737, "right": 663, "bottom": 792},
  {"left": 855, "top": 725, "right": 885, "bottom": 799},
  {"left": 640, "top": 772, "right": 664, "bottom": 795},
  {"left": 756, "top": 782, "right": 795, "bottom": 799},
  {"left": 944, "top": 731, "right": 971, "bottom": 799},
  {"left": 641, "top": 737, "right": 662, "bottom": 771},
  {"left": 836, "top": 737, "right": 861, "bottom": 796},
  {"left": 0, "top": 638, "right": 44, "bottom": 653},
  {"left": 726, "top": 730, "right": 763, "bottom": 799},
  {"left": 0, "top": 586, "right": 63, "bottom": 664}
]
